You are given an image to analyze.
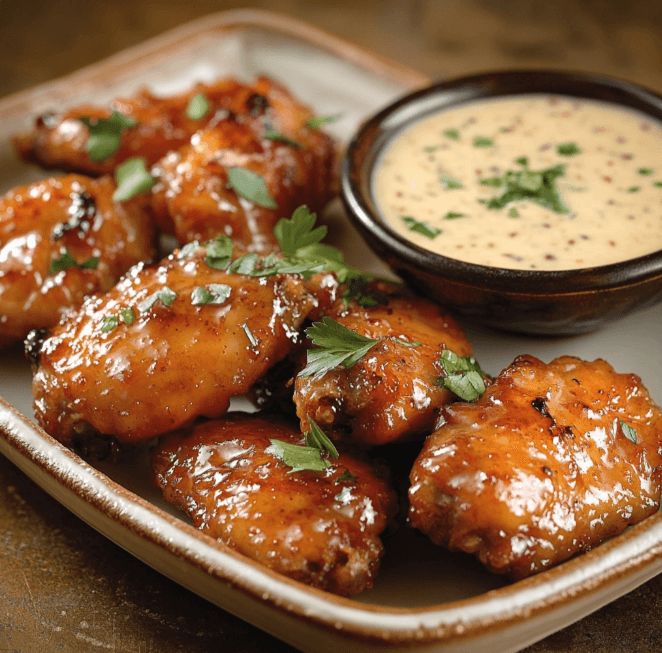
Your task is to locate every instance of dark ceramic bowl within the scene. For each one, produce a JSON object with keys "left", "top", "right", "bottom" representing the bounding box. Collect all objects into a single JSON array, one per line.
[{"left": 341, "top": 70, "right": 662, "bottom": 335}]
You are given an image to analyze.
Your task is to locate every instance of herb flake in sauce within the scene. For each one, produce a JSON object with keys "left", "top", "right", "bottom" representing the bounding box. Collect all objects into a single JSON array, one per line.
[
  {"left": 402, "top": 215, "right": 442, "bottom": 239},
  {"left": 227, "top": 167, "right": 277, "bottom": 208},
  {"left": 185, "top": 93, "right": 210, "bottom": 120},
  {"left": 81, "top": 111, "right": 136, "bottom": 162}
]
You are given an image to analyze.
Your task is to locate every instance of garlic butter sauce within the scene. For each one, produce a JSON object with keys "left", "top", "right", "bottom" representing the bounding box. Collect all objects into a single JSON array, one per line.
[{"left": 373, "top": 95, "right": 662, "bottom": 270}]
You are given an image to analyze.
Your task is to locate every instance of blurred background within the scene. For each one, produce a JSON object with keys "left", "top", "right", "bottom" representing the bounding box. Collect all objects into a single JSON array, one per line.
[
  {"left": 2, "top": 0, "right": 662, "bottom": 97},
  {"left": 2, "top": 2, "right": 662, "bottom": 653}
]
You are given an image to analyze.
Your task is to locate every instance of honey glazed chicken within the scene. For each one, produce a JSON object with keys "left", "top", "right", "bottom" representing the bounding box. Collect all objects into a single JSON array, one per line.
[
  {"left": 151, "top": 412, "right": 398, "bottom": 596},
  {"left": 409, "top": 355, "right": 662, "bottom": 579},
  {"left": 0, "top": 174, "right": 156, "bottom": 348}
]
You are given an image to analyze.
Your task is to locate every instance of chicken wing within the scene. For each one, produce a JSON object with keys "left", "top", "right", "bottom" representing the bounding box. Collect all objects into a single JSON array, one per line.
[
  {"left": 151, "top": 412, "right": 398, "bottom": 596},
  {"left": 293, "top": 284, "right": 473, "bottom": 447},
  {"left": 409, "top": 355, "right": 662, "bottom": 579},
  {"left": 29, "top": 242, "right": 316, "bottom": 450},
  {"left": 150, "top": 81, "right": 336, "bottom": 251},
  {"left": 14, "top": 76, "right": 333, "bottom": 178},
  {"left": 0, "top": 174, "right": 156, "bottom": 348}
]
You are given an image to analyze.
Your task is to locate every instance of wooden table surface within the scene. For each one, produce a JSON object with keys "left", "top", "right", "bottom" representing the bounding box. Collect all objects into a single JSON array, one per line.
[{"left": 2, "top": 1, "right": 662, "bottom": 652}]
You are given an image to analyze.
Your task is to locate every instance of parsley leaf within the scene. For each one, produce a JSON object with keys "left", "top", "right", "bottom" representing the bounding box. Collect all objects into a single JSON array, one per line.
[
  {"left": 266, "top": 439, "right": 331, "bottom": 473},
  {"left": 112, "top": 157, "right": 155, "bottom": 202},
  {"left": 138, "top": 287, "right": 177, "bottom": 313},
  {"left": 437, "top": 350, "right": 486, "bottom": 401},
  {"left": 306, "top": 114, "right": 341, "bottom": 129},
  {"left": 402, "top": 215, "right": 441, "bottom": 239},
  {"left": 204, "top": 235, "right": 234, "bottom": 270},
  {"left": 186, "top": 93, "right": 209, "bottom": 120},
  {"left": 444, "top": 212, "right": 465, "bottom": 220},
  {"left": 191, "top": 284, "right": 232, "bottom": 306},
  {"left": 49, "top": 249, "right": 99, "bottom": 275},
  {"left": 227, "top": 167, "right": 277, "bottom": 208},
  {"left": 557, "top": 142, "right": 582, "bottom": 156},
  {"left": 336, "top": 469, "right": 358, "bottom": 484},
  {"left": 299, "top": 317, "right": 383, "bottom": 377},
  {"left": 638, "top": 167, "right": 654, "bottom": 176},
  {"left": 473, "top": 136, "right": 493, "bottom": 148},
  {"left": 305, "top": 417, "right": 339, "bottom": 459},
  {"left": 120, "top": 308, "right": 135, "bottom": 325},
  {"left": 440, "top": 173, "right": 463, "bottom": 190},
  {"left": 264, "top": 127, "right": 301, "bottom": 148},
  {"left": 98, "top": 315, "right": 119, "bottom": 332},
  {"left": 80, "top": 111, "right": 136, "bottom": 162},
  {"left": 480, "top": 177, "right": 503, "bottom": 188},
  {"left": 274, "top": 205, "right": 328, "bottom": 255},
  {"left": 620, "top": 420, "right": 638, "bottom": 444},
  {"left": 444, "top": 129, "right": 460, "bottom": 140}
]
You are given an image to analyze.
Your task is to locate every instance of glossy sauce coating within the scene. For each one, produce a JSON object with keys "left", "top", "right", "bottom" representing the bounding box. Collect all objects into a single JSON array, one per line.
[
  {"left": 409, "top": 355, "right": 662, "bottom": 579},
  {"left": 151, "top": 412, "right": 398, "bottom": 596},
  {"left": 150, "top": 78, "right": 336, "bottom": 251},
  {"left": 31, "top": 245, "right": 315, "bottom": 447},
  {"left": 0, "top": 174, "right": 156, "bottom": 348},
  {"left": 13, "top": 77, "right": 324, "bottom": 176},
  {"left": 294, "top": 286, "right": 473, "bottom": 447}
]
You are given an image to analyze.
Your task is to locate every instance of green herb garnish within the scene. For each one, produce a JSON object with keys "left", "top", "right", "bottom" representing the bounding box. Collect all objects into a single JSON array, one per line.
[
  {"left": 49, "top": 249, "right": 99, "bottom": 275},
  {"left": 186, "top": 93, "right": 209, "bottom": 120},
  {"left": 437, "top": 350, "right": 486, "bottom": 401},
  {"left": 112, "top": 157, "right": 155, "bottom": 202},
  {"left": 306, "top": 114, "right": 341, "bottom": 129},
  {"left": 620, "top": 421, "right": 638, "bottom": 444},
  {"left": 480, "top": 177, "right": 503, "bottom": 188},
  {"left": 336, "top": 469, "right": 358, "bottom": 484},
  {"left": 484, "top": 159, "right": 569, "bottom": 214},
  {"left": 227, "top": 167, "right": 277, "bottom": 208},
  {"left": 655, "top": 181, "right": 662, "bottom": 188},
  {"left": 443, "top": 129, "right": 459, "bottom": 140},
  {"left": 191, "top": 283, "right": 232, "bottom": 306},
  {"left": 264, "top": 127, "right": 301, "bottom": 148},
  {"left": 120, "top": 308, "right": 135, "bottom": 325},
  {"left": 508, "top": 208, "right": 520, "bottom": 218},
  {"left": 556, "top": 142, "right": 582, "bottom": 156},
  {"left": 424, "top": 145, "right": 438, "bottom": 153},
  {"left": 444, "top": 212, "right": 465, "bottom": 220},
  {"left": 299, "top": 317, "right": 383, "bottom": 378},
  {"left": 266, "top": 439, "right": 331, "bottom": 474},
  {"left": 402, "top": 215, "right": 442, "bottom": 239},
  {"left": 305, "top": 418, "right": 339, "bottom": 459},
  {"left": 638, "top": 168, "right": 654, "bottom": 176},
  {"left": 204, "top": 235, "right": 233, "bottom": 270},
  {"left": 515, "top": 156, "right": 529, "bottom": 167},
  {"left": 80, "top": 111, "right": 136, "bottom": 162},
  {"left": 628, "top": 186, "right": 640, "bottom": 193},
  {"left": 440, "top": 174, "right": 463, "bottom": 190},
  {"left": 473, "top": 136, "right": 493, "bottom": 148},
  {"left": 98, "top": 315, "right": 119, "bottom": 332},
  {"left": 138, "top": 287, "right": 177, "bottom": 313}
]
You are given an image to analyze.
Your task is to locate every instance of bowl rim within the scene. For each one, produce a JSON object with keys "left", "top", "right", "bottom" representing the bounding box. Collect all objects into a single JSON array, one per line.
[{"left": 342, "top": 69, "right": 662, "bottom": 295}]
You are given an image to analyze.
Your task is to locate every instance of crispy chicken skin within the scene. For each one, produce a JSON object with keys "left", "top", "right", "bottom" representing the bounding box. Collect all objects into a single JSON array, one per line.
[
  {"left": 409, "top": 355, "right": 662, "bottom": 579},
  {"left": 150, "top": 81, "right": 336, "bottom": 251},
  {"left": 293, "top": 284, "right": 473, "bottom": 447},
  {"left": 0, "top": 174, "right": 156, "bottom": 349},
  {"left": 14, "top": 76, "right": 332, "bottom": 177},
  {"left": 30, "top": 244, "right": 315, "bottom": 448},
  {"left": 151, "top": 412, "right": 398, "bottom": 596}
]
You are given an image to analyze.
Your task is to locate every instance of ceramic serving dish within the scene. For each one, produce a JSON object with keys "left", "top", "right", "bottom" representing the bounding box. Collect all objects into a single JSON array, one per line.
[
  {"left": 342, "top": 70, "right": 662, "bottom": 335},
  {"left": 2, "top": 11, "right": 662, "bottom": 653}
]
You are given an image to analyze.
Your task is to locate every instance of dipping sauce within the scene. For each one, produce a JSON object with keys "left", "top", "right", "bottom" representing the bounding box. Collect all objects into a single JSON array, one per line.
[{"left": 373, "top": 95, "right": 662, "bottom": 270}]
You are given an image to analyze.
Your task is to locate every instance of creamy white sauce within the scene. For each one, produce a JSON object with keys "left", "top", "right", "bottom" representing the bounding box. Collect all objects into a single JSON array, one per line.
[{"left": 374, "top": 95, "right": 662, "bottom": 270}]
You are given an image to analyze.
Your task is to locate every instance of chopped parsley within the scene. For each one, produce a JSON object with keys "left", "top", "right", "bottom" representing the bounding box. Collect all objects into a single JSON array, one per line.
[
  {"left": 444, "top": 212, "right": 465, "bottom": 220},
  {"left": 483, "top": 159, "right": 569, "bottom": 214},
  {"left": 655, "top": 181, "right": 662, "bottom": 188},
  {"left": 336, "top": 469, "right": 358, "bottom": 484},
  {"left": 509, "top": 208, "right": 520, "bottom": 218},
  {"left": 138, "top": 287, "right": 177, "bottom": 313},
  {"left": 191, "top": 283, "right": 232, "bottom": 306},
  {"left": 556, "top": 142, "right": 582, "bottom": 156},
  {"left": 98, "top": 315, "right": 119, "bottom": 332},
  {"left": 440, "top": 173, "right": 463, "bottom": 190},
  {"left": 443, "top": 129, "right": 460, "bottom": 140},
  {"left": 480, "top": 177, "right": 503, "bottom": 188},
  {"left": 620, "top": 420, "right": 638, "bottom": 444},
  {"left": 112, "top": 157, "right": 155, "bottom": 202},
  {"left": 80, "top": 111, "right": 136, "bottom": 162},
  {"left": 264, "top": 127, "right": 301, "bottom": 148},
  {"left": 628, "top": 186, "right": 640, "bottom": 193},
  {"left": 266, "top": 439, "right": 331, "bottom": 474},
  {"left": 306, "top": 114, "right": 341, "bottom": 129},
  {"left": 436, "top": 350, "right": 486, "bottom": 401},
  {"left": 638, "top": 167, "right": 654, "bottom": 176},
  {"left": 227, "top": 167, "right": 277, "bottom": 208},
  {"left": 305, "top": 418, "right": 339, "bottom": 459},
  {"left": 299, "top": 317, "right": 383, "bottom": 378},
  {"left": 49, "top": 249, "right": 99, "bottom": 275},
  {"left": 185, "top": 93, "right": 209, "bottom": 120},
  {"left": 473, "top": 136, "right": 493, "bottom": 148},
  {"left": 402, "top": 215, "right": 442, "bottom": 239},
  {"left": 204, "top": 235, "right": 233, "bottom": 270}
]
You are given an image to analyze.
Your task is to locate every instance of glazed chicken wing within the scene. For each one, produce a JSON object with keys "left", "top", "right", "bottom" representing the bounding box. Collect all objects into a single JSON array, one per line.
[
  {"left": 14, "top": 76, "right": 334, "bottom": 178},
  {"left": 293, "top": 284, "right": 473, "bottom": 447},
  {"left": 150, "top": 80, "right": 336, "bottom": 251},
  {"left": 409, "top": 355, "right": 662, "bottom": 579},
  {"left": 151, "top": 412, "right": 398, "bottom": 596},
  {"left": 0, "top": 174, "right": 156, "bottom": 348},
  {"left": 29, "top": 242, "right": 316, "bottom": 450}
]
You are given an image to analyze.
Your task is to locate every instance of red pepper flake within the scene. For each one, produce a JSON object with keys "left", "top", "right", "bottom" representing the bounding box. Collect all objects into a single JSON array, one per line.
[
  {"left": 396, "top": 191, "right": 403, "bottom": 198},
  {"left": 616, "top": 136, "right": 626, "bottom": 144},
  {"left": 488, "top": 243, "right": 495, "bottom": 248},
  {"left": 475, "top": 169, "right": 482, "bottom": 175},
  {"left": 545, "top": 254, "right": 556, "bottom": 260},
  {"left": 621, "top": 153, "right": 633, "bottom": 161},
  {"left": 607, "top": 160, "right": 614, "bottom": 166},
  {"left": 561, "top": 111, "right": 572, "bottom": 117},
  {"left": 607, "top": 199, "right": 616, "bottom": 205},
  {"left": 594, "top": 126, "right": 607, "bottom": 133},
  {"left": 568, "top": 239, "right": 576, "bottom": 245},
  {"left": 603, "top": 176, "right": 612, "bottom": 183},
  {"left": 609, "top": 240, "right": 616, "bottom": 247},
  {"left": 542, "top": 223, "right": 551, "bottom": 229},
  {"left": 509, "top": 232, "right": 518, "bottom": 237},
  {"left": 580, "top": 234, "right": 590, "bottom": 240}
]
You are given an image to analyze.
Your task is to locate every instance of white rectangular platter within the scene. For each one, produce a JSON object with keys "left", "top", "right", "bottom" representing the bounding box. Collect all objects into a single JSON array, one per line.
[{"left": 1, "top": 9, "right": 662, "bottom": 653}]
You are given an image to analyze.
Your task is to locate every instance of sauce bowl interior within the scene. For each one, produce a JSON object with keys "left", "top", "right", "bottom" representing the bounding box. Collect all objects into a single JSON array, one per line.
[{"left": 341, "top": 70, "right": 662, "bottom": 334}]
